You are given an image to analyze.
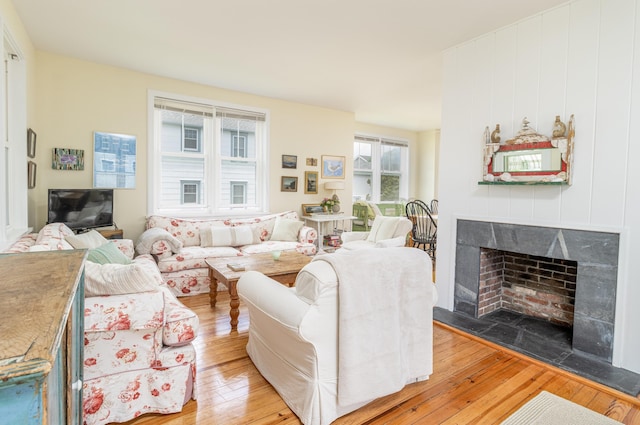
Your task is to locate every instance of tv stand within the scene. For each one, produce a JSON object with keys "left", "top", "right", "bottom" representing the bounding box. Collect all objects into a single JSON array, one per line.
[{"left": 98, "top": 228, "right": 123, "bottom": 239}]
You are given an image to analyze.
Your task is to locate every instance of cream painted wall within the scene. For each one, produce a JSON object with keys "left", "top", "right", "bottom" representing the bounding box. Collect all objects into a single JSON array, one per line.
[
  {"left": 438, "top": 0, "right": 640, "bottom": 373},
  {"left": 417, "top": 129, "right": 439, "bottom": 203},
  {"left": 34, "top": 51, "right": 426, "bottom": 242}
]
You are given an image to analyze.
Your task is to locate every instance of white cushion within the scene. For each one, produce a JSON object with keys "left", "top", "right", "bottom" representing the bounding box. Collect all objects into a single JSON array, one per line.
[
  {"left": 36, "top": 222, "right": 75, "bottom": 245},
  {"left": 270, "top": 217, "right": 303, "bottom": 242},
  {"left": 295, "top": 261, "right": 338, "bottom": 304},
  {"left": 366, "top": 216, "right": 400, "bottom": 243},
  {"left": 84, "top": 259, "right": 162, "bottom": 297},
  {"left": 65, "top": 230, "right": 109, "bottom": 249},
  {"left": 200, "top": 225, "right": 257, "bottom": 247}
]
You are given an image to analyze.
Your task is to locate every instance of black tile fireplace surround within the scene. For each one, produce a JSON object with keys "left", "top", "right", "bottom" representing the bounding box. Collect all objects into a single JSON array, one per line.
[
  {"left": 438, "top": 219, "right": 640, "bottom": 396},
  {"left": 454, "top": 219, "right": 618, "bottom": 362}
]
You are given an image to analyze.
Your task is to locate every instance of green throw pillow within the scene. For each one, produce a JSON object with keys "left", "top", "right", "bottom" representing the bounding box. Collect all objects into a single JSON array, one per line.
[{"left": 87, "top": 242, "right": 132, "bottom": 265}]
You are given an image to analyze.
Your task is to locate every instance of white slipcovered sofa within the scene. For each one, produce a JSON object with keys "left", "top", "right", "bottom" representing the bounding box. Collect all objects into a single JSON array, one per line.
[
  {"left": 237, "top": 247, "right": 436, "bottom": 425},
  {"left": 4, "top": 223, "right": 199, "bottom": 425},
  {"left": 135, "top": 211, "right": 317, "bottom": 297},
  {"left": 340, "top": 215, "right": 412, "bottom": 250}
]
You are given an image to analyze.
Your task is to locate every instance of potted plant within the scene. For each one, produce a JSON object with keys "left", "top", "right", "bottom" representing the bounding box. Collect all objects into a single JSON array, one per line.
[{"left": 320, "top": 197, "right": 340, "bottom": 213}]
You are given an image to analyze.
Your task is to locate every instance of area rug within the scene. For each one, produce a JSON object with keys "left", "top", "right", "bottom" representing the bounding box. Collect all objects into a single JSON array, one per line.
[{"left": 501, "top": 391, "right": 621, "bottom": 424}]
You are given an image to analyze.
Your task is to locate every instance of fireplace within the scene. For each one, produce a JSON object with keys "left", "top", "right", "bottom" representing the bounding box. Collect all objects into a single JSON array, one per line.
[
  {"left": 454, "top": 219, "right": 619, "bottom": 363},
  {"left": 478, "top": 249, "right": 577, "bottom": 327}
]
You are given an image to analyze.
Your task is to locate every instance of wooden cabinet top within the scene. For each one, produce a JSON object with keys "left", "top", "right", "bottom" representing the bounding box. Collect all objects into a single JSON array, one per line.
[{"left": 0, "top": 250, "right": 86, "bottom": 381}]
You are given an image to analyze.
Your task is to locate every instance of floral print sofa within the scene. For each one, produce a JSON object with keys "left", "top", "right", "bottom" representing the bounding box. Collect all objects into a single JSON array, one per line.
[
  {"left": 4, "top": 223, "right": 199, "bottom": 425},
  {"left": 136, "top": 211, "right": 317, "bottom": 297}
]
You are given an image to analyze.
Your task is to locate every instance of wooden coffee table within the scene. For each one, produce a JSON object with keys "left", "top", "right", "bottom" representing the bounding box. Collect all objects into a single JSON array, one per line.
[{"left": 206, "top": 251, "right": 312, "bottom": 331}]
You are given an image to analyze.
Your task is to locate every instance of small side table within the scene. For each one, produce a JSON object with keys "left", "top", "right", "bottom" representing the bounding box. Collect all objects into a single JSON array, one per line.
[{"left": 303, "top": 214, "right": 356, "bottom": 253}]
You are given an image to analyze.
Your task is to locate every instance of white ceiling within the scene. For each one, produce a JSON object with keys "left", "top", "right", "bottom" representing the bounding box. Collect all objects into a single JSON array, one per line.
[{"left": 12, "top": 0, "right": 568, "bottom": 131}]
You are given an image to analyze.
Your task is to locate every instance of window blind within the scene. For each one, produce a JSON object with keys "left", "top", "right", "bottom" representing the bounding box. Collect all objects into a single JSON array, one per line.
[
  {"left": 154, "top": 97, "right": 213, "bottom": 117},
  {"left": 355, "top": 134, "right": 408, "bottom": 147}
]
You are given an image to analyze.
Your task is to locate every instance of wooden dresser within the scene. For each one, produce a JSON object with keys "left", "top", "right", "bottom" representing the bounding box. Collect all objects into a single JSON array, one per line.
[{"left": 0, "top": 250, "right": 86, "bottom": 424}]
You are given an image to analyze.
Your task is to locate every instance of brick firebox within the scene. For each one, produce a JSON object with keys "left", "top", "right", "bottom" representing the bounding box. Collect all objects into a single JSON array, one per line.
[{"left": 478, "top": 248, "right": 577, "bottom": 327}]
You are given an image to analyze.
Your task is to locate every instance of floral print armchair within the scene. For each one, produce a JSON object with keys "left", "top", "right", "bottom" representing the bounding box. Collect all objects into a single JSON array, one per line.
[
  {"left": 83, "top": 284, "right": 198, "bottom": 425},
  {"left": 3, "top": 223, "right": 199, "bottom": 425}
]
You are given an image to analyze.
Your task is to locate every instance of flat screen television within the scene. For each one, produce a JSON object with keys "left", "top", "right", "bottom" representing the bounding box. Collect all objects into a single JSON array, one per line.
[{"left": 48, "top": 189, "right": 114, "bottom": 232}]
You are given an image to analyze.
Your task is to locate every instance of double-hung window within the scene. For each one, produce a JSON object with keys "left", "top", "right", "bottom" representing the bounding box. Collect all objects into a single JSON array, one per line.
[
  {"left": 353, "top": 135, "right": 409, "bottom": 202},
  {"left": 150, "top": 94, "right": 268, "bottom": 216},
  {"left": 0, "top": 29, "right": 28, "bottom": 250}
]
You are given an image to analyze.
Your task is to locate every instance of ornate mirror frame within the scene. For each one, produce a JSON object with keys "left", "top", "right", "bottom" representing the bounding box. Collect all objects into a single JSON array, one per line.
[{"left": 480, "top": 115, "right": 575, "bottom": 185}]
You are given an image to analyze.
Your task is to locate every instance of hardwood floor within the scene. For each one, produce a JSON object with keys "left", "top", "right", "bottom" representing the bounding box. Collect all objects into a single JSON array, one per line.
[{"left": 124, "top": 292, "right": 640, "bottom": 425}]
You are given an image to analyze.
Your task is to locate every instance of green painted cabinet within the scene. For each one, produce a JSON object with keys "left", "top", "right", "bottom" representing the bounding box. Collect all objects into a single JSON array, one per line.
[{"left": 0, "top": 250, "right": 86, "bottom": 424}]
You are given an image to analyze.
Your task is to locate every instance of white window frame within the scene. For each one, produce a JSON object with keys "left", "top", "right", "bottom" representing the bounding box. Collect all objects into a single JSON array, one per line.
[
  {"left": 232, "top": 134, "right": 247, "bottom": 158},
  {"left": 0, "top": 23, "right": 28, "bottom": 251},
  {"left": 183, "top": 127, "right": 199, "bottom": 152},
  {"left": 353, "top": 134, "right": 409, "bottom": 203},
  {"left": 230, "top": 181, "right": 248, "bottom": 205},
  {"left": 181, "top": 180, "right": 201, "bottom": 204},
  {"left": 147, "top": 90, "right": 269, "bottom": 217}
]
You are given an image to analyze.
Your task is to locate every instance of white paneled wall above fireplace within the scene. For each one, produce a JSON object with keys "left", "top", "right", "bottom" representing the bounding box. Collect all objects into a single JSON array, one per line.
[{"left": 438, "top": 0, "right": 640, "bottom": 374}]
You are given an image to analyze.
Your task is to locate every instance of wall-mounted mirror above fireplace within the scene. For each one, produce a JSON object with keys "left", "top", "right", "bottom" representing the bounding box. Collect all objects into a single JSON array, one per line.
[{"left": 479, "top": 115, "right": 575, "bottom": 186}]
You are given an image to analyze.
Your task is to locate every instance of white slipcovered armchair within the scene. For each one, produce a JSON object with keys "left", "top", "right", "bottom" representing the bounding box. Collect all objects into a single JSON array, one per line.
[
  {"left": 237, "top": 248, "right": 436, "bottom": 425},
  {"left": 340, "top": 215, "right": 412, "bottom": 250}
]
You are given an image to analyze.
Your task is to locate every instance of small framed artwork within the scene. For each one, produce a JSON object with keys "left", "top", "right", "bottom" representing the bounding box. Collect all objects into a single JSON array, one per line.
[
  {"left": 27, "top": 128, "right": 36, "bottom": 158},
  {"left": 281, "top": 176, "right": 298, "bottom": 192},
  {"left": 52, "top": 148, "right": 84, "bottom": 170},
  {"left": 282, "top": 154, "right": 297, "bottom": 169},
  {"left": 321, "top": 155, "right": 345, "bottom": 179},
  {"left": 27, "top": 161, "right": 36, "bottom": 189},
  {"left": 301, "top": 203, "right": 323, "bottom": 216},
  {"left": 304, "top": 170, "right": 318, "bottom": 194},
  {"left": 306, "top": 157, "right": 318, "bottom": 166},
  {"left": 94, "top": 131, "right": 137, "bottom": 189}
]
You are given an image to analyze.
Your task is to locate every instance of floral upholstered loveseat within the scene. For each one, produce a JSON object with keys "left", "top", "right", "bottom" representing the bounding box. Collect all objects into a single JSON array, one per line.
[
  {"left": 4, "top": 223, "right": 199, "bottom": 425},
  {"left": 135, "top": 211, "right": 317, "bottom": 297}
]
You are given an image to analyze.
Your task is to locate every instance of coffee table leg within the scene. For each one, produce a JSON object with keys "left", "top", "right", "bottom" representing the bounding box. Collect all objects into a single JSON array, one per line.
[
  {"left": 229, "top": 280, "right": 239, "bottom": 331},
  {"left": 209, "top": 269, "right": 218, "bottom": 308}
]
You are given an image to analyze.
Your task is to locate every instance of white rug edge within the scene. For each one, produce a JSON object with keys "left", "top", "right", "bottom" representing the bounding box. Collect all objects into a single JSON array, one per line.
[{"left": 501, "top": 391, "right": 621, "bottom": 425}]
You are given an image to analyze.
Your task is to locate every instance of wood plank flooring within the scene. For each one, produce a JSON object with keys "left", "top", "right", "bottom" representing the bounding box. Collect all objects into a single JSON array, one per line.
[{"left": 123, "top": 293, "right": 640, "bottom": 425}]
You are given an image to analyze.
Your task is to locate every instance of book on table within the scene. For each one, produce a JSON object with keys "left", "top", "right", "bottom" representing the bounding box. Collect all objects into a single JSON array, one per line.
[{"left": 227, "top": 263, "right": 246, "bottom": 272}]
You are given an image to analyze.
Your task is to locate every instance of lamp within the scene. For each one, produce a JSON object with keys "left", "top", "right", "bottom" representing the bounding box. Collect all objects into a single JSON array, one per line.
[{"left": 324, "top": 181, "right": 345, "bottom": 213}]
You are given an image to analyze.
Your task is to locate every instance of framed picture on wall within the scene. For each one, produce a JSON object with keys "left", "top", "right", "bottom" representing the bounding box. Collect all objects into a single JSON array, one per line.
[
  {"left": 94, "top": 131, "right": 137, "bottom": 189},
  {"left": 301, "top": 203, "right": 323, "bottom": 216},
  {"left": 321, "top": 155, "right": 345, "bottom": 179},
  {"left": 282, "top": 154, "right": 297, "bottom": 169},
  {"left": 52, "top": 148, "right": 84, "bottom": 170},
  {"left": 304, "top": 171, "right": 318, "bottom": 194},
  {"left": 27, "top": 161, "right": 36, "bottom": 189},
  {"left": 281, "top": 176, "right": 298, "bottom": 192},
  {"left": 27, "top": 128, "right": 36, "bottom": 158}
]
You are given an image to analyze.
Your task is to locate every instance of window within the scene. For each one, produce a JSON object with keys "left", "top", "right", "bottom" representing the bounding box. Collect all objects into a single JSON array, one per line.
[
  {"left": 232, "top": 134, "right": 247, "bottom": 158},
  {"left": 0, "top": 30, "right": 28, "bottom": 250},
  {"left": 101, "top": 159, "right": 115, "bottom": 172},
  {"left": 230, "top": 181, "right": 247, "bottom": 204},
  {"left": 353, "top": 135, "right": 409, "bottom": 203},
  {"left": 150, "top": 94, "right": 268, "bottom": 216},
  {"left": 181, "top": 180, "right": 201, "bottom": 204},
  {"left": 183, "top": 127, "right": 199, "bottom": 152}
]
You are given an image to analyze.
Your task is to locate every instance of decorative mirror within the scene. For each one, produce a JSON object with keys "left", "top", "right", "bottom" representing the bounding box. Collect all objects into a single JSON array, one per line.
[{"left": 479, "top": 115, "right": 574, "bottom": 185}]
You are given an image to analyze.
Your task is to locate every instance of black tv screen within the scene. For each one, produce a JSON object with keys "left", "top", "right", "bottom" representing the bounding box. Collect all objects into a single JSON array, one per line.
[{"left": 48, "top": 189, "right": 114, "bottom": 231}]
